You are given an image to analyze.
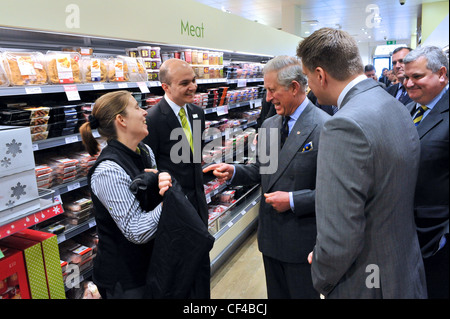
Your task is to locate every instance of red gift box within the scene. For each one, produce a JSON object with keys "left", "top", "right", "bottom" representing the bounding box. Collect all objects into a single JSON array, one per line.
[{"left": 0, "top": 246, "right": 31, "bottom": 299}]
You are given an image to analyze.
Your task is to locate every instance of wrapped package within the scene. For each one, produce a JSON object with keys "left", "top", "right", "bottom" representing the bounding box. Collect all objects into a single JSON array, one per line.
[
  {"left": 46, "top": 51, "right": 81, "bottom": 84},
  {"left": 2, "top": 51, "right": 48, "bottom": 85},
  {"left": 81, "top": 57, "right": 108, "bottom": 83},
  {"left": 106, "top": 57, "right": 129, "bottom": 82}
]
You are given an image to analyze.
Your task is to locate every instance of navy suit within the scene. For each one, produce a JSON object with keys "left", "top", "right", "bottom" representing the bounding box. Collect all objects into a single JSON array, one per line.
[{"left": 406, "top": 89, "right": 449, "bottom": 298}]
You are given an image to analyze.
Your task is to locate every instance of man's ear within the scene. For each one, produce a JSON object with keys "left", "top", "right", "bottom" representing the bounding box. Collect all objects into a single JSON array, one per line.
[
  {"left": 438, "top": 66, "right": 448, "bottom": 83},
  {"left": 315, "top": 67, "right": 327, "bottom": 88}
]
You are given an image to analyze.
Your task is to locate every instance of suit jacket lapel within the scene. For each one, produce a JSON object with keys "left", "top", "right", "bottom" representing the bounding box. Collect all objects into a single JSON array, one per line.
[
  {"left": 266, "top": 103, "right": 316, "bottom": 191},
  {"left": 160, "top": 98, "right": 181, "bottom": 131},
  {"left": 417, "top": 90, "right": 449, "bottom": 139}
]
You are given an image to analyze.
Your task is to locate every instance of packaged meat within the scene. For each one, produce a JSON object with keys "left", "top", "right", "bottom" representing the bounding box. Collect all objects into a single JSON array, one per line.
[
  {"left": 2, "top": 51, "right": 48, "bottom": 85},
  {"left": 31, "top": 131, "right": 48, "bottom": 142},
  {"left": 64, "top": 197, "right": 92, "bottom": 212},
  {"left": 35, "top": 165, "right": 53, "bottom": 176},
  {"left": 24, "top": 106, "right": 50, "bottom": 118},
  {"left": 0, "top": 55, "right": 9, "bottom": 86},
  {"left": 106, "top": 57, "right": 129, "bottom": 82},
  {"left": 81, "top": 57, "right": 108, "bottom": 83},
  {"left": 45, "top": 51, "right": 81, "bottom": 84},
  {"left": 122, "top": 56, "right": 147, "bottom": 82}
]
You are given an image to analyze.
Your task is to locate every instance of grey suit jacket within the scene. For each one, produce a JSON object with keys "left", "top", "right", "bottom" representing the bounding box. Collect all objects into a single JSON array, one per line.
[
  {"left": 231, "top": 101, "right": 330, "bottom": 263},
  {"left": 406, "top": 89, "right": 449, "bottom": 258},
  {"left": 312, "top": 79, "right": 427, "bottom": 298}
]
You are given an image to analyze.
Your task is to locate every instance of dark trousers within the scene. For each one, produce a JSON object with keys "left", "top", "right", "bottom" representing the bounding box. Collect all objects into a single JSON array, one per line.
[
  {"left": 263, "top": 255, "right": 319, "bottom": 299},
  {"left": 423, "top": 242, "right": 449, "bottom": 299}
]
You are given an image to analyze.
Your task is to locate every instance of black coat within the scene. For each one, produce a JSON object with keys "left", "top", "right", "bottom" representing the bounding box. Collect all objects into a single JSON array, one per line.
[{"left": 146, "top": 179, "right": 215, "bottom": 299}]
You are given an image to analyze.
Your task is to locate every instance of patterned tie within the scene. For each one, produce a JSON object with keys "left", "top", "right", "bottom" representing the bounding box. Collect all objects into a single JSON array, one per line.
[
  {"left": 280, "top": 116, "right": 290, "bottom": 148},
  {"left": 179, "top": 107, "right": 193, "bottom": 152},
  {"left": 412, "top": 105, "right": 428, "bottom": 126}
]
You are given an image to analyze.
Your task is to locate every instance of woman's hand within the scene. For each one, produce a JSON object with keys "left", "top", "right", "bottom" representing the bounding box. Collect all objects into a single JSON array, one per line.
[{"left": 158, "top": 172, "right": 172, "bottom": 196}]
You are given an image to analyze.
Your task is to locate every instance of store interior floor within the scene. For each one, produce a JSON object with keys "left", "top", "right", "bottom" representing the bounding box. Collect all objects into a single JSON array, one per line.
[{"left": 211, "top": 230, "right": 267, "bottom": 299}]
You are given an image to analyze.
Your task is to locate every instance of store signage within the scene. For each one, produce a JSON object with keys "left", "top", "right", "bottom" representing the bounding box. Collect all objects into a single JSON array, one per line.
[{"left": 181, "top": 19, "right": 205, "bottom": 38}]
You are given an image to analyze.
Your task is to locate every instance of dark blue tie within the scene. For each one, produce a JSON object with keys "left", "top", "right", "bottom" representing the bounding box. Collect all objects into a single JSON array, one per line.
[{"left": 280, "top": 116, "right": 290, "bottom": 148}]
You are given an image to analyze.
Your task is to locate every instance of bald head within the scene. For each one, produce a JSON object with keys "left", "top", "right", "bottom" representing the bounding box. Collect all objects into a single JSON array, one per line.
[{"left": 159, "top": 58, "right": 193, "bottom": 85}]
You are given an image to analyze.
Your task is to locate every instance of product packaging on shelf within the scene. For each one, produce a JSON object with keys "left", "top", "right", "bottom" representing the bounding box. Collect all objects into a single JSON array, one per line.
[
  {"left": 0, "top": 246, "right": 31, "bottom": 299},
  {"left": 106, "top": 57, "right": 128, "bottom": 82},
  {"left": 45, "top": 51, "right": 82, "bottom": 84},
  {"left": 0, "top": 236, "right": 49, "bottom": 298},
  {"left": 13, "top": 229, "right": 66, "bottom": 299},
  {"left": 1, "top": 51, "right": 48, "bottom": 86},
  {"left": 117, "top": 56, "right": 147, "bottom": 82},
  {"left": 0, "top": 126, "right": 40, "bottom": 217},
  {"left": 0, "top": 55, "right": 9, "bottom": 87},
  {"left": 80, "top": 57, "right": 108, "bottom": 83}
]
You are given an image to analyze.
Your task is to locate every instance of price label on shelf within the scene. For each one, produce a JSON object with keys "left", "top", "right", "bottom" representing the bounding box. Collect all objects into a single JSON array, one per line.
[
  {"left": 237, "top": 79, "right": 247, "bottom": 87},
  {"left": 137, "top": 82, "right": 150, "bottom": 93},
  {"left": 118, "top": 83, "right": 128, "bottom": 88},
  {"left": 93, "top": 83, "right": 105, "bottom": 90},
  {"left": 25, "top": 86, "right": 42, "bottom": 94},
  {"left": 65, "top": 135, "right": 79, "bottom": 144},
  {"left": 254, "top": 99, "right": 262, "bottom": 108},
  {"left": 216, "top": 105, "right": 228, "bottom": 116},
  {"left": 64, "top": 85, "right": 80, "bottom": 101}
]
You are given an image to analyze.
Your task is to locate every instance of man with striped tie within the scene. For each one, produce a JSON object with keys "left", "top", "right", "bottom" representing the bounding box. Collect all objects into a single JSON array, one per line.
[{"left": 403, "top": 45, "right": 449, "bottom": 299}]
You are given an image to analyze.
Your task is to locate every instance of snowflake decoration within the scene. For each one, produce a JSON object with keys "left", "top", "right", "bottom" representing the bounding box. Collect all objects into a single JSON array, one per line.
[
  {"left": 6, "top": 139, "right": 22, "bottom": 158},
  {"left": 5, "top": 199, "right": 15, "bottom": 208},
  {"left": 53, "top": 205, "right": 61, "bottom": 214},
  {"left": 10, "top": 182, "right": 27, "bottom": 200},
  {"left": 1, "top": 157, "right": 11, "bottom": 168}
]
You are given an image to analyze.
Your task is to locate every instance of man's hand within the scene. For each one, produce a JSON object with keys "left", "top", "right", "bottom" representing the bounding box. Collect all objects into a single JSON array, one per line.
[
  {"left": 264, "top": 191, "right": 291, "bottom": 213},
  {"left": 203, "top": 163, "right": 235, "bottom": 182}
]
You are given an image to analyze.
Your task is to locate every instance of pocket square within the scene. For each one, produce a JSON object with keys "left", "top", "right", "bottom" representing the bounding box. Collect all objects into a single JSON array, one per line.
[{"left": 301, "top": 141, "right": 313, "bottom": 152}]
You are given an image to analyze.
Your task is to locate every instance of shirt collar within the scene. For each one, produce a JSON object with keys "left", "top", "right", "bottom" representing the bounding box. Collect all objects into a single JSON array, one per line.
[
  {"left": 164, "top": 94, "right": 187, "bottom": 116},
  {"left": 285, "top": 96, "right": 309, "bottom": 132},
  {"left": 289, "top": 96, "right": 309, "bottom": 122},
  {"left": 337, "top": 74, "right": 367, "bottom": 109}
]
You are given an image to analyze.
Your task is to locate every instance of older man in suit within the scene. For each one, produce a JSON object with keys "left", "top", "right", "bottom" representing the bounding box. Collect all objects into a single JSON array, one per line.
[
  {"left": 403, "top": 45, "right": 449, "bottom": 299},
  {"left": 143, "top": 58, "right": 210, "bottom": 298},
  {"left": 204, "top": 55, "right": 330, "bottom": 298},
  {"left": 297, "top": 28, "right": 427, "bottom": 298}
]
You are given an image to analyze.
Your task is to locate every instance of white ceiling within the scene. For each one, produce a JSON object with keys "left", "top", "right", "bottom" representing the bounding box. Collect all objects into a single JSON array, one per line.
[{"left": 193, "top": 0, "right": 436, "bottom": 46}]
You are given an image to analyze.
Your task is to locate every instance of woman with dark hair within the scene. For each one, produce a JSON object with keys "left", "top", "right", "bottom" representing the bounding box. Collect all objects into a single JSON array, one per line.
[{"left": 79, "top": 90, "right": 172, "bottom": 299}]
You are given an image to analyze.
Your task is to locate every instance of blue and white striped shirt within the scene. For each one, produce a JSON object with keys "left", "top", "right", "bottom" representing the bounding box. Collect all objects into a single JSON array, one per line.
[{"left": 90, "top": 145, "right": 162, "bottom": 244}]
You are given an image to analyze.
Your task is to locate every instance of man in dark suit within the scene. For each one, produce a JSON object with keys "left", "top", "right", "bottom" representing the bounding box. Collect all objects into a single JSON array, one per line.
[
  {"left": 297, "top": 27, "right": 427, "bottom": 298},
  {"left": 204, "top": 56, "right": 330, "bottom": 298},
  {"left": 378, "top": 67, "right": 391, "bottom": 86},
  {"left": 403, "top": 45, "right": 449, "bottom": 299},
  {"left": 143, "top": 58, "right": 210, "bottom": 298},
  {"left": 386, "top": 47, "right": 414, "bottom": 105}
]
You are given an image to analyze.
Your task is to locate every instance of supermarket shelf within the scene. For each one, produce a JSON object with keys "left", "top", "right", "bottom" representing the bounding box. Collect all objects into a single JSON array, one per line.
[
  {"left": 0, "top": 189, "right": 63, "bottom": 239},
  {"left": 0, "top": 78, "right": 263, "bottom": 97},
  {"left": 203, "top": 98, "right": 262, "bottom": 115},
  {"left": 210, "top": 187, "right": 261, "bottom": 275},
  {"left": 204, "top": 121, "right": 257, "bottom": 143},
  {"left": 57, "top": 217, "right": 96, "bottom": 244},
  {"left": 33, "top": 130, "right": 100, "bottom": 151}
]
